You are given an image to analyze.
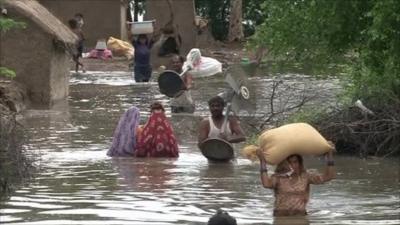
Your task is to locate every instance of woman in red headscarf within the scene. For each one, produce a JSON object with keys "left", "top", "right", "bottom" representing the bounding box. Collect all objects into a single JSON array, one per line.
[{"left": 135, "top": 102, "right": 179, "bottom": 157}]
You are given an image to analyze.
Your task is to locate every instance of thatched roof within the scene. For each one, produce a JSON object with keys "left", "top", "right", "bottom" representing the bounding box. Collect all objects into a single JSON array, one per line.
[{"left": 3, "top": 0, "right": 77, "bottom": 44}]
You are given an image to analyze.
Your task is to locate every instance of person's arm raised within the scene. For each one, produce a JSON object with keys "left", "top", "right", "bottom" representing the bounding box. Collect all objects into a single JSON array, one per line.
[
  {"left": 226, "top": 116, "right": 246, "bottom": 143},
  {"left": 257, "top": 149, "right": 276, "bottom": 189},
  {"left": 183, "top": 73, "right": 193, "bottom": 90},
  {"left": 309, "top": 143, "right": 336, "bottom": 184},
  {"left": 322, "top": 148, "right": 336, "bottom": 182}
]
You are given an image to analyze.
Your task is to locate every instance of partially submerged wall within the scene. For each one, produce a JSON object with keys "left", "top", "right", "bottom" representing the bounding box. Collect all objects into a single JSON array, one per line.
[
  {"left": 0, "top": 11, "right": 69, "bottom": 107},
  {"left": 49, "top": 49, "right": 70, "bottom": 104}
]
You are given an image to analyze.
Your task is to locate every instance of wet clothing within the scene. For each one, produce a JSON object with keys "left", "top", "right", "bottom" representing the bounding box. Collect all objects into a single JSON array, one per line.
[
  {"left": 133, "top": 39, "right": 153, "bottom": 82},
  {"left": 107, "top": 106, "right": 140, "bottom": 157},
  {"left": 133, "top": 41, "right": 152, "bottom": 65},
  {"left": 134, "top": 65, "right": 152, "bottom": 82},
  {"left": 77, "top": 39, "right": 84, "bottom": 57},
  {"left": 71, "top": 28, "right": 84, "bottom": 58},
  {"left": 271, "top": 172, "right": 325, "bottom": 216},
  {"left": 170, "top": 73, "right": 195, "bottom": 113},
  {"left": 208, "top": 116, "right": 232, "bottom": 138},
  {"left": 135, "top": 111, "right": 179, "bottom": 157}
]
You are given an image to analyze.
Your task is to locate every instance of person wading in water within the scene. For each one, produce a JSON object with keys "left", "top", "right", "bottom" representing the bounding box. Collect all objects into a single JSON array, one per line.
[
  {"left": 169, "top": 54, "right": 195, "bottom": 113},
  {"left": 256, "top": 147, "right": 336, "bottom": 217},
  {"left": 198, "top": 96, "right": 246, "bottom": 146}
]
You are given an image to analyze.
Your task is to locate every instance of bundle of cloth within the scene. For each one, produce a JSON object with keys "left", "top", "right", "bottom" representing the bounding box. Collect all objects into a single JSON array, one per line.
[
  {"left": 183, "top": 48, "right": 222, "bottom": 78},
  {"left": 107, "top": 36, "right": 134, "bottom": 60},
  {"left": 85, "top": 39, "right": 113, "bottom": 59}
]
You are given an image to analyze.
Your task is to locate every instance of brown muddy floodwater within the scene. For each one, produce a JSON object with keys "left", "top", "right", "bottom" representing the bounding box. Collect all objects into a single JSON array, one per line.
[{"left": 0, "top": 70, "right": 399, "bottom": 225}]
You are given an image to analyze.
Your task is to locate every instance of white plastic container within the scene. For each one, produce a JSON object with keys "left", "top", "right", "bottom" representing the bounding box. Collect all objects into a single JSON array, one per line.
[
  {"left": 95, "top": 39, "right": 107, "bottom": 50},
  {"left": 129, "top": 21, "right": 154, "bottom": 35}
]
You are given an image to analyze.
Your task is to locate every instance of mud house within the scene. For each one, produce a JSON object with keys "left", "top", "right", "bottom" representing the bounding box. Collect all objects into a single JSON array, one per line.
[
  {"left": 0, "top": 0, "right": 77, "bottom": 107},
  {"left": 39, "top": 0, "right": 130, "bottom": 48},
  {"left": 145, "top": 0, "right": 197, "bottom": 67},
  {"left": 145, "top": 0, "right": 196, "bottom": 55}
]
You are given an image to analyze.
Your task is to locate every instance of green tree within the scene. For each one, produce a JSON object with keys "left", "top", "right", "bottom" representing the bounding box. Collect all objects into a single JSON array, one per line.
[
  {"left": 195, "top": 0, "right": 231, "bottom": 40},
  {"left": 249, "top": 0, "right": 400, "bottom": 156},
  {"left": 250, "top": 0, "right": 400, "bottom": 101},
  {"left": 127, "top": 0, "right": 145, "bottom": 22},
  {"left": 195, "top": 0, "right": 265, "bottom": 40}
]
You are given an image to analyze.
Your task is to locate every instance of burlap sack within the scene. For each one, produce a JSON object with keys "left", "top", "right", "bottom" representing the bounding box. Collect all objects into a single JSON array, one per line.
[
  {"left": 242, "top": 123, "right": 333, "bottom": 165},
  {"left": 107, "top": 36, "right": 134, "bottom": 60}
]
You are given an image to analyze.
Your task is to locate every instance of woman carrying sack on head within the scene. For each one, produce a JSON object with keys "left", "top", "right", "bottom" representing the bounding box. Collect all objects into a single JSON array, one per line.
[
  {"left": 243, "top": 123, "right": 336, "bottom": 217},
  {"left": 255, "top": 144, "right": 336, "bottom": 217}
]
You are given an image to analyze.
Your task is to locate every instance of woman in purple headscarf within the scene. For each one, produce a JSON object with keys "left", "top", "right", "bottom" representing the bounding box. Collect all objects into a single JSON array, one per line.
[{"left": 107, "top": 106, "right": 140, "bottom": 157}]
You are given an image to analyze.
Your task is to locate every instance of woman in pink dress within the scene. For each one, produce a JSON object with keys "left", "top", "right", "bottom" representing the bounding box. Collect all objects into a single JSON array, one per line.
[{"left": 135, "top": 102, "right": 179, "bottom": 157}]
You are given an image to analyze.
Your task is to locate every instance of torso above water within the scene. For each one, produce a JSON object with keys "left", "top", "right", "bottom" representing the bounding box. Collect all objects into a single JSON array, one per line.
[{"left": 208, "top": 116, "right": 232, "bottom": 138}]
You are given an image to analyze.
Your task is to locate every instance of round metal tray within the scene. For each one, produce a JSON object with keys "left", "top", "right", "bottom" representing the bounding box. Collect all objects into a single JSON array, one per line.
[
  {"left": 157, "top": 70, "right": 184, "bottom": 98},
  {"left": 200, "top": 138, "right": 234, "bottom": 162}
]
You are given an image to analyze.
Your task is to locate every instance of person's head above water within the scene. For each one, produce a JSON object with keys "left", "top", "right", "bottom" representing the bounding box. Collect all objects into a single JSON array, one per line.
[
  {"left": 150, "top": 102, "right": 165, "bottom": 113},
  {"left": 74, "top": 13, "right": 84, "bottom": 27},
  {"left": 68, "top": 18, "right": 78, "bottom": 29},
  {"left": 169, "top": 54, "right": 184, "bottom": 73},
  {"left": 207, "top": 209, "right": 237, "bottom": 225},
  {"left": 137, "top": 34, "right": 149, "bottom": 45},
  {"left": 286, "top": 154, "right": 305, "bottom": 175},
  {"left": 208, "top": 96, "right": 225, "bottom": 119}
]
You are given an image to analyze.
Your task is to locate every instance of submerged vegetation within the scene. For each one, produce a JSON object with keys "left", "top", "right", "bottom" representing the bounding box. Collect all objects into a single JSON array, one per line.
[
  {"left": 0, "top": 4, "right": 30, "bottom": 200},
  {"left": 0, "top": 108, "right": 32, "bottom": 201}
]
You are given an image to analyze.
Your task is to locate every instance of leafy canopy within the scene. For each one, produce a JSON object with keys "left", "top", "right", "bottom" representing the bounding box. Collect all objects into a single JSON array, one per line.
[
  {"left": 0, "top": 7, "right": 26, "bottom": 79},
  {"left": 195, "top": 0, "right": 265, "bottom": 40},
  {"left": 250, "top": 0, "right": 400, "bottom": 101}
]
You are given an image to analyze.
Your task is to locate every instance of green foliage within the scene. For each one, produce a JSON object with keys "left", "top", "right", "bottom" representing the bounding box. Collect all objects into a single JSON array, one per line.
[
  {"left": 351, "top": 0, "right": 400, "bottom": 101},
  {"left": 242, "top": 0, "right": 266, "bottom": 37},
  {"left": 250, "top": 0, "right": 365, "bottom": 62},
  {"left": 245, "top": 133, "right": 259, "bottom": 145},
  {"left": 0, "top": 15, "right": 26, "bottom": 78},
  {"left": 195, "top": 0, "right": 265, "bottom": 40},
  {"left": 0, "top": 17, "right": 25, "bottom": 33},
  {"left": 128, "top": 0, "right": 145, "bottom": 22},
  {"left": 250, "top": 0, "right": 400, "bottom": 102},
  {"left": 195, "top": 0, "right": 231, "bottom": 40},
  {"left": 286, "top": 106, "right": 330, "bottom": 125},
  {"left": 0, "top": 67, "right": 16, "bottom": 79}
]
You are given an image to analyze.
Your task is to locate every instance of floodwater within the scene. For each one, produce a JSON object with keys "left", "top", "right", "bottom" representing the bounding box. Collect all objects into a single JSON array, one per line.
[{"left": 0, "top": 70, "right": 399, "bottom": 225}]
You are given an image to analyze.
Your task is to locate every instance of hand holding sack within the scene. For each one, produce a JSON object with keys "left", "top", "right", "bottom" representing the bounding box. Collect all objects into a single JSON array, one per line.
[{"left": 242, "top": 123, "right": 334, "bottom": 165}]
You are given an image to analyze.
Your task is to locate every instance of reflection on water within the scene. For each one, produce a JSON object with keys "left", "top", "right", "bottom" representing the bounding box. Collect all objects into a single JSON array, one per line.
[{"left": 0, "top": 71, "right": 399, "bottom": 224}]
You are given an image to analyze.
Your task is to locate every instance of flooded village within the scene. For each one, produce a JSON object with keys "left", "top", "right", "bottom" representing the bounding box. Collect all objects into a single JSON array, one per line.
[{"left": 0, "top": 0, "right": 399, "bottom": 224}]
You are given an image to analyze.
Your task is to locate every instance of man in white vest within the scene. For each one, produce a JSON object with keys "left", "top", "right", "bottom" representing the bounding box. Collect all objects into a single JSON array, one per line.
[{"left": 198, "top": 96, "right": 246, "bottom": 147}]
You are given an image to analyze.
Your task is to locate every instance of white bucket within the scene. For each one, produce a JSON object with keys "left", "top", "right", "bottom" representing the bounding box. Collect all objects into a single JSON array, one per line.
[
  {"left": 130, "top": 21, "right": 154, "bottom": 35},
  {"left": 95, "top": 39, "right": 107, "bottom": 50}
]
